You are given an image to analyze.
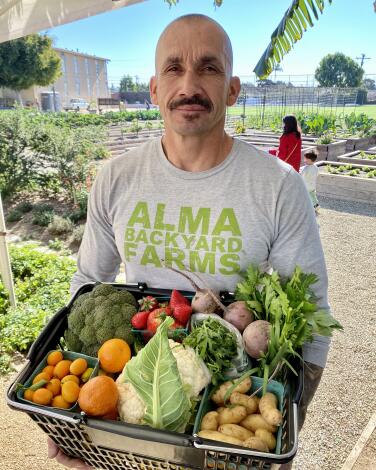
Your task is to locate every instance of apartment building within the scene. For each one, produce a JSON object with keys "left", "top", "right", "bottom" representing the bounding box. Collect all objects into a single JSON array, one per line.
[{"left": 0, "top": 48, "right": 110, "bottom": 109}]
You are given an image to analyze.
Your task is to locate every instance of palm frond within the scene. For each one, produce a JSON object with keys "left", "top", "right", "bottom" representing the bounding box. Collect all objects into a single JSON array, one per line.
[{"left": 254, "top": 0, "right": 333, "bottom": 79}]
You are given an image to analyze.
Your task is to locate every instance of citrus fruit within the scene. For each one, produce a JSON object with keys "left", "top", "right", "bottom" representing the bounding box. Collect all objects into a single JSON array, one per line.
[
  {"left": 61, "top": 374, "right": 80, "bottom": 385},
  {"left": 70, "top": 358, "right": 88, "bottom": 376},
  {"left": 42, "top": 365, "right": 55, "bottom": 378},
  {"left": 52, "top": 395, "right": 71, "bottom": 409},
  {"left": 78, "top": 376, "right": 119, "bottom": 416},
  {"left": 32, "top": 372, "right": 51, "bottom": 384},
  {"left": 53, "top": 360, "right": 72, "bottom": 379},
  {"left": 62, "top": 381, "right": 80, "bottom": 403},
  {"left": 46, "top": 378, "right": 61, "bottom": 396},
  {"left": 23, "top": 389, "right": 34, "bottom": 401},
  {"left": 98, "top": 339, "right": 131, "bottom": 373},
  {"left": 102, "top": 408, "right": 119, "bottom": 421},
  {"left": 47, "top": 351, "right": 63, "bottom": 366},
  {"left": 32, "top": 388, "right": 53, "bottom": 406}
]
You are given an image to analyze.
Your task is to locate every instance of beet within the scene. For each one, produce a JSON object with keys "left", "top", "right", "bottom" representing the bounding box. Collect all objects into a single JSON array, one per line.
[
  {"left": 223, "top": 301, "right": 254, "bottom": 332},
  {"left": 242, "top": 320, "right": 271, "bottom": 359}
]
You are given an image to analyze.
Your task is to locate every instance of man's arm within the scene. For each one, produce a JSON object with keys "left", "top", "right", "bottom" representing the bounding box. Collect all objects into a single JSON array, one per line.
[
  {"left": 70, "top": 163, "right": 122, "bottom": 296},
  {"left": 268, "top": 168, "right": 330, "bottom": 368}
]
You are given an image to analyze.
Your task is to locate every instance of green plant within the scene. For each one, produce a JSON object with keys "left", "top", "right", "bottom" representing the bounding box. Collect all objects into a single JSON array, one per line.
[
  {"left": 48, "top": 238, "right": 65, "bottom": 251},
  {"left": 6, "top": 209, "right": 23, "bottom": 223},
  {"left": 47, "top": 215, "right": 73, "bottom": 235},
  {"left": 144, "top": 121, "right": 153, "bottom": 131},
  {"left": 129, "top": 118, "right": 143, "bottom": 134},
  {"left": 234, "top": 121, "right": 246, "bottom": 135},
  {"left": 32, "top": 204, "right": 55, "bottom": 226},
  {"left": 15, "top": 201, "right": 33, "bottom": 213},
  {"left": 317, "top": 132, "right": 334, "bottom": 145},
  {"left": 70, "top": 224, "right": 86, "bottom": 245}
]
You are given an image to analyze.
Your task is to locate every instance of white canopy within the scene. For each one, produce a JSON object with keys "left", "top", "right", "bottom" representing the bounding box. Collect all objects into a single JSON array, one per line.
[{"left": 0, "top": 0, "right": 146, "bottom": 44}]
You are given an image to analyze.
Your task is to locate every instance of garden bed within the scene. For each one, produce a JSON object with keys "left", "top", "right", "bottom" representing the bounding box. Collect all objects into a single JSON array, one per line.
[
  {"left": 338, "top": 150, "right": 376, "bottom": 167},
  {"left": 345, "top": 136, "right": 374, "bottom": 152},
  {"left": 316, "top": 161, "right": 376, "bottom": 204},
  {"left": 315, "top": 140, "right": 347, "bottom": 162}
]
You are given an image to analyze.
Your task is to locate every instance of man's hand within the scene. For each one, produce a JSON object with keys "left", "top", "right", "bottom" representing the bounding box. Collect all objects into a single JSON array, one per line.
[{"left": 47, "top": 438, "right": 93, "bottom": 469}]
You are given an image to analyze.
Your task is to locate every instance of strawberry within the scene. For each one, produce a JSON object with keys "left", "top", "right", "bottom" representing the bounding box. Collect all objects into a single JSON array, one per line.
[
  {"left": 173, "top": 304, "right": 192, "bottom": 325},
  {"left": 138, "top": 296, "right": 159, "bottom": 312},
  {"left": 131, "top": 311, "right": 150, "bottom": 329},
  {"left": 170, "top": 289, "right": 190, "bottom": 309},
  {"left": 168, "top": 319, "right": 185, "bottom": 331},
  {"left": 146, "top": 306, "right": 173, "bottom": 334}
]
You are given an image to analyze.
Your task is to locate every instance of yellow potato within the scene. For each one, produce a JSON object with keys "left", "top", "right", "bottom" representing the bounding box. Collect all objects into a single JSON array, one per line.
[
  {"left": 259, "top": 392, "right": 283, "bottom": 426},
  {"left": 200, "top": 411, "right": 219, "bottom": 431},
  {"left": 198, "top": 430, "right": 243, "bottom": 446},
  {"left": 230, "top": 392, "right": 259, "bottom": 414},
  {"left": 218, "top": 405, "right": 247, "bottom": 425},
  {"left": 240, "top": 414, "right": 277, "bottom": 433},
  {"left": 255, "top": 429, "right": 277, "bottom": 451},
  {"left": 218, "top": 424, "right": 254, "bottom": 441},
  {"left": 212, "top": 377, "right": 252, "bottom": 405},
  {"left": 243, "top": 436, "right": 269, "bottom": 452}
]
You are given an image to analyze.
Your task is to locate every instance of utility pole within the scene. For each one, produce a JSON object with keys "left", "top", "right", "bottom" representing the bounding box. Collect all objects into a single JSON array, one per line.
[{"left": 356, "top": 53, "right": 371, "bottom": 68}]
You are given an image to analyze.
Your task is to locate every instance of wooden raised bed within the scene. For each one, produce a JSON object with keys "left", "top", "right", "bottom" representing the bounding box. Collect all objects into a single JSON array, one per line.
[
  {"left": 316, "top": 161, "right": 376, "bottom": 205},
  {"left": 315, "top": 140, "right": 347, "bottom": 162},
  {"left": 345, "top": 136, "right": 373, "bottom": 152},
  {"left": 337, "top": 150, "right": 376, "bottom": 167}
]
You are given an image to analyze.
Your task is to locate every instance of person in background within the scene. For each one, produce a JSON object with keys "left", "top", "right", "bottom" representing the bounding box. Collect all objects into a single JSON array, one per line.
[
  {"left": 269, "top": 115, "right": 302, "bottom": 172},
  {"left": 300, "top": 151, "right": 320, "bottom": 214}
]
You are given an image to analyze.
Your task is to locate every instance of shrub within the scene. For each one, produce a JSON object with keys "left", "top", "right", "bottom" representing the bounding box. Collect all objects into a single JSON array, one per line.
[
  {"left": 70, "top": 224, "right": 85, "bottom": 245},
  {"left": 16, "top": 201, "right": 33, "bottom": 213},
  {"left": 48, "top": 238, "right": 65, "bottom": 251},
  {"left": 32, "top": 208, "right": 55, "bottom": 226},
  {"left": 6, "top": 209, "right": 23, "bottom": 223},
  {"left": 0, "top": 245, "right": 76, "bottom": 360},
  {"left": 47, "top": 215, "right": 73, "bottom": 235}
]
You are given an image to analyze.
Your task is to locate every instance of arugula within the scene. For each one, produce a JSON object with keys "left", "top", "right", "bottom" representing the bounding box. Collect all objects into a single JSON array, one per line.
[
  {"left": 183, "top": 317, "right": 238, "bottom": 385},
  {"left": 236, "top": 264, "right": 343, "bottom": 392}
]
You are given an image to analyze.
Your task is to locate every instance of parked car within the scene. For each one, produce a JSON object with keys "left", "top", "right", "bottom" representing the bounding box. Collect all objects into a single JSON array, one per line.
[{"left": 64, "top": 98, "right": 89, "bottom": 111}]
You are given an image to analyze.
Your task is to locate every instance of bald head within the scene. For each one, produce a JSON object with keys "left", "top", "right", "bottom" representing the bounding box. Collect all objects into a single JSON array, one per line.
[{"left": 155, "top": 14, "right": 233, "bottom": 75}]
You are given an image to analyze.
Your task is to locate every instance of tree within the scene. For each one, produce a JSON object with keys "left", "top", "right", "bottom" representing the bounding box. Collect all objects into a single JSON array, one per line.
[
  {"left": 315, "top": 53, "right": 364, "bottom": 88},
  {"left": 363, "top": 78, "right": 376, "bottom": 90},
  {"left": 0, "top": 34, "right": 61, "bottom": 104},
  {"left": 119, "top": 74, "right": 135, "bottom": 92}
]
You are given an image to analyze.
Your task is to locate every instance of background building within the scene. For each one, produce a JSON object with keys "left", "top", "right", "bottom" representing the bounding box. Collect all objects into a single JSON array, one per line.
[{"left": 0, "top": 48, "right": 110, "bottom": 109}]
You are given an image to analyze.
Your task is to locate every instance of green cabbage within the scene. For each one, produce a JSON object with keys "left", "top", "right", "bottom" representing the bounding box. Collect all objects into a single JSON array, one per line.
[{"left": 124, "top": 317, "right": 191, "bottom": 432}]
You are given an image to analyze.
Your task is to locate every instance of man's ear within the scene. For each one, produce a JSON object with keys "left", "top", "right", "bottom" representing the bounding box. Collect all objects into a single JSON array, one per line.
[
  {"left": 227, "top": 76, "right": 241, "bottom": 106},
  {"left": 150, "top": 76, "right": 158, "bottom": 105}
]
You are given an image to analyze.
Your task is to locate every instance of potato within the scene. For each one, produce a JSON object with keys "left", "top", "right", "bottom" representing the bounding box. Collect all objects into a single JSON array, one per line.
[
  {"left": 242, "top": 320, "right": 271, "bottom": 359},
  {"left": 218, "top": 424, "right": 254, "bottom": 441},
  {"left": 200, "top": 411, "right": 219, "bottom": 431},
  {"left": 243, "top": 436, "right": 269, "bottom": 452},
  {"left": 230, "top": 392, "right": 259, "bottom": 414},
  {"left": 212, "top": 377, "right": 252, "bottom": 405},
  {"left": 198, "top": 430, "right": 243, "bottom": 446},
  {"left": 240, "top": 414, "right": 277, "bottom": 433},
  {"left": 259, "top": 393, "right": 283, "bottom": 426},
  {"left": 255, "top": 429, "right": 276, "bottom": 451},
  {"left": 218, "top": 405, "right": 247, "bottom": 425},
  {"left": 216, "top": 407, "right": 225, "bottom": 414}
]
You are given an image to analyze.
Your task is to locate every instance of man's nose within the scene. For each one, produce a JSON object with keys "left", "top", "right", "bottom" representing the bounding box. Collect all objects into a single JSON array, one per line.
[{"left": 178, "top": 69, "right": 202, "bottom": 96}]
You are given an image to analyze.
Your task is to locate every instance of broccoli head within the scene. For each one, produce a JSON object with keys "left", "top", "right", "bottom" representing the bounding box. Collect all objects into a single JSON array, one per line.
[{"left": 64, "top": 284, "right": 137, "bottom": 356}]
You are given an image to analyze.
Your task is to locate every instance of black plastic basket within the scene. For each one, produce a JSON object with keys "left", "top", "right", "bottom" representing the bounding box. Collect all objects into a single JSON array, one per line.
[{"left": 6, "top": 282, "right": 303, "bottom": 470}]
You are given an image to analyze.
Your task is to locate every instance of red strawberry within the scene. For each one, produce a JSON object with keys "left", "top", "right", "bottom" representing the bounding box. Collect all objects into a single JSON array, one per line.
[
  {"left": 146, "top": 306, "right": 173, "bottom": 334},
  {"left": 169, "top": 319, "right": 185, "bottom": 331},
  {"left": 173, "top": 304, "right": 192, "bottom": 325},
  {"left": 138, "top": 296, "right": 159, "bottom": 312},
  {"left": 131, "top": 311, "right": 150, "bottom": 329},
  {"left": 170, "top": 289, "right": 190, "bottom": 309}
]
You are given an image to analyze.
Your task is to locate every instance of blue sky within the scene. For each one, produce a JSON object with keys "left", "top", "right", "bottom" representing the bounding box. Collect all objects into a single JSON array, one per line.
[{"left": 49, "top": 0, "right": 376, "bottom": 86}]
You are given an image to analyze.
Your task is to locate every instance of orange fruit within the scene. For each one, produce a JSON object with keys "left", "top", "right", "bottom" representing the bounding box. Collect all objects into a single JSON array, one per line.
[
  {"left": 32, "top": 388, "right": 53, "bottom": 406},
  {"left": 61, "top": 374, "right": 80, "bottom": 385},
  {"left": 42, "top": 365, "right": 55, "bottom": 378},
  {"left": 52, "top": 395, "right": 71, "bottom": 409},
  {"left": 70, "top": 358, "right": 88, "bottom": 376},
  {"left": 102, "top": 408, "right": 119, "bottom": 421},
  {"left": 78, "top": 376, "right": 119, "bottom": 416},
  {"left": 47, "top": 351, "right": 63, "bottom": 366},
  {"left": 62, "top": 381, "right": 80, "bottom": 403},
  {"left": 23, "top": 389, "right": 34, "bottom": 401},
  {"left": 53, "top": 360, "right": 72, "bottom": 379},
  {"left": 98, "top": 339, "right": 131, "bottom": 373},
  {"left": 46, "top": 378, "right": 61, "bottom": 396},
  {"left": 32, "top": 372, "right": 51, "bottom": 385}
]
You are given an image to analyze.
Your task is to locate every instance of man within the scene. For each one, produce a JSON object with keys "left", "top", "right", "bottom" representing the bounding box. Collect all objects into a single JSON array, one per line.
[{"left": 50, "top": 14, "right": 328, "bottom": 469}]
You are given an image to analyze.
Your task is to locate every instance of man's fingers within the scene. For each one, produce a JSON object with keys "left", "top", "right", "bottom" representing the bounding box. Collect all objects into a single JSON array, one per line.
[{"left": 47, "top": 438, "right": 93, "bottom": 469}]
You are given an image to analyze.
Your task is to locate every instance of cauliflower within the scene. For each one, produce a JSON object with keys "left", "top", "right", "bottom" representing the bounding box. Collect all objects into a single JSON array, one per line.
[
  {"left": 116, "top": 339, "right": 211, "bottom": 426},
  {"left": 64, "top": 284, "right": 137, "bottom": 355}
]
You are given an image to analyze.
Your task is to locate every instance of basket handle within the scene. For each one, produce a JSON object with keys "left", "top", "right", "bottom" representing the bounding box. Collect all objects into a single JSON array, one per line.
[{"left": 292, "top": 362, "right": 304, "bottom": 404}]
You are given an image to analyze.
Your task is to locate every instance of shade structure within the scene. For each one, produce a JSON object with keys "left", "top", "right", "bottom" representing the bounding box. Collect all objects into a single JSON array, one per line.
[{"left": 0, "top": 0, "right": 146, "bottom": 44}]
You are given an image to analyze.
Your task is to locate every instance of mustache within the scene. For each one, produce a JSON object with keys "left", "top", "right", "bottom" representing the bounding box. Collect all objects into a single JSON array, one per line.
[{"left": 168, "top": 95, "right": 212, "bottom": 111}]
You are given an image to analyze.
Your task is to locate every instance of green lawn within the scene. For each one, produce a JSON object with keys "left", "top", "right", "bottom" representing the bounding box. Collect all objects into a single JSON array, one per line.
[{"left": 227, "top": 104, "right": 376, "bottom": 119}]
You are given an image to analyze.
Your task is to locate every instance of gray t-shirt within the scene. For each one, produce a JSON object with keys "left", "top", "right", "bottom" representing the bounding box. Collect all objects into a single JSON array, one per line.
[{"left": 71, "top": 137, "right": 331, "bottom": 368}]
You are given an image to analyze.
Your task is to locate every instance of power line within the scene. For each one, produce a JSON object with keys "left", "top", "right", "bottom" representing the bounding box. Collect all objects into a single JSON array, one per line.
[{"left": 356, "top": 53, "right": 371, "bottom": 68}]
